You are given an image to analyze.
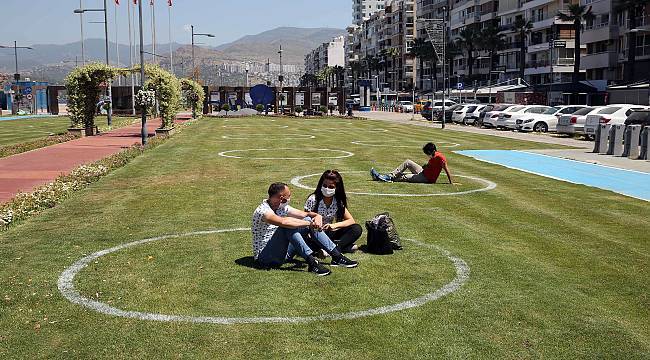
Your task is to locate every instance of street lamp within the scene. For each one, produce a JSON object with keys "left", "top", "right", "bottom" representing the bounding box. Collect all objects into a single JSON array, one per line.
[
  {"left": 278, "top": 45, "right": 284, "bottom": 112},
  {"left": 190, "top": 25, "right": 215, "bottom": 80},
  {"left": 74, "top": 0, "right": 113, "bottom": 126}
]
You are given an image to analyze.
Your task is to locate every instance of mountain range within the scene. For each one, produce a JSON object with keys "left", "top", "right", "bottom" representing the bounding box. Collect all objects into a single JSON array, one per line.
[{"left": 0, "top": 27, "right": 346, "bottom": 84}]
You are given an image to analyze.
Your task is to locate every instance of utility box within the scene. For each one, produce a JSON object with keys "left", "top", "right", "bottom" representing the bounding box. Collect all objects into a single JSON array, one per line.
[
  {"left": 606, "top": 124, "right": 625, "bottom": 156},
  {"left": 641, "top": 127, "right": 650, "bottom": 160},
  {"left": 593, "top": 124, "right": 611, "bottom": 153},
  {"left": 623, "top": 125, "right": 642, "bottom": 159}
]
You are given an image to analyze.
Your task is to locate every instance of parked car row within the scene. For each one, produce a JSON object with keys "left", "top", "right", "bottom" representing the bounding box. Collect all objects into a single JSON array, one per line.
[{"left": 421, "top": 101, "right": 650, "bottom": 138}]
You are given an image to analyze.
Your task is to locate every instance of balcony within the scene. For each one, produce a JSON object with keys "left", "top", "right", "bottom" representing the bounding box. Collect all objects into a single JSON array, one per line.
[{"left": 581, "top": 51, "right": 618, "bottom": 69}]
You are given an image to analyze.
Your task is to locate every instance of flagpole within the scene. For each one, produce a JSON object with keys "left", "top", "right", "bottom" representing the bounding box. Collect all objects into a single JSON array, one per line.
[
  {"left": 151, "top": 0, "right": 156, "bottom": 63},
  {"left": 168, "top": 1, "right": 173, "bottom": 75},
  {"left": 115, "top": 0, "right": 121, "bottom": 85},
  {"left": 128, "top": 0, "right": 135, "bottom": 115}
]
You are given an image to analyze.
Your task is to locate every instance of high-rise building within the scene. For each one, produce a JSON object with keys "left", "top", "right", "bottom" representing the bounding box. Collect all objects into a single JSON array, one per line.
[{"left": 353, "top": 0, "right": 387, "bottom": 25}]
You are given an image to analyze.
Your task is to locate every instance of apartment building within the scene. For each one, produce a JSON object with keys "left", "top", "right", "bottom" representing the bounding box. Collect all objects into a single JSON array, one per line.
[
  {"left": 345, "top": 0, "right": 417, "bottom": 93},
  {"left": 496, "top": 0, "right": 581, "bottom": 86},
  {"left": 304, "top": 36, "right": 346, "bottom": 76},
  {"left": 353, "top": 0, "right": 387, "bottom": 25}
]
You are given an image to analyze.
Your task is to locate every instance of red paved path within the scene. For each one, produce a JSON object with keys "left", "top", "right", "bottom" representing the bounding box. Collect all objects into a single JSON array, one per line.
[{"left": 0, "top": 119, "right": 162, "bottom": 204}]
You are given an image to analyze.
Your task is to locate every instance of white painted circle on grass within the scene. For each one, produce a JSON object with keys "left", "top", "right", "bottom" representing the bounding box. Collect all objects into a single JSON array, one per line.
[
  {"left": 218, "top": 148, "right": 354, "bottom": 160},
  {"left": 57, "top": 228, "right": 469, "bottom": 325},
  {"left": 351, "top": 140, "right": 461, "bottom": 148},
  {"left": 222, "top": 134, "right": 315, "bottom": 140},
  {"left": 222, "top": 124, "right": 289, "bottom": 129},
  {"left": 291, "top": 171, "right": 496, "bottom": 197}
]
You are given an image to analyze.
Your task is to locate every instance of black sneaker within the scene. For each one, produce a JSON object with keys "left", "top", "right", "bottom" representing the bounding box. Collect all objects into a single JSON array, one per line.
[
  {"left": 308, "top": 260, "right": 331, "bottom": 276},
  {"left": 331, "top": 255, "right": 358, "bottom": 268}
]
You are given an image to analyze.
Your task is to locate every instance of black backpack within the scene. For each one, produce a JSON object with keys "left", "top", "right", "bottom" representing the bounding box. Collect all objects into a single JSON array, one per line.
[{"left": 365, "top": 212, "right": 403, "bottom": 255}]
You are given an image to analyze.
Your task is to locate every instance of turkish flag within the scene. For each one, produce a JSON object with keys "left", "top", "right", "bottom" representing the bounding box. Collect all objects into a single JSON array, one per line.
[
  {"left": 115, "top": 0, "right": 119, "bottom": 4},
  {"left": 150, "top": 0, "right": 154, "bottom": 5},
  {"left": 133, "top": 0, "right": 137, "bottom": 4},
  {"left": 168, "top": 0, "right": 172, "bottom": 5}
]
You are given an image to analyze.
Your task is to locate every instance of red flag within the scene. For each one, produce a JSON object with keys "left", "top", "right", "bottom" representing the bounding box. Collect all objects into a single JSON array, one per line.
[
  {"left": 168, "top": 0, "right": 172, "bottom": 6},
  {"left": 133, "top": 0, "right": 137, "bottom": 4},
  {"left": 150, "top": 0, "right": 154, "bottom": 5},
  {"left": 115, "top": 0, "right": 119, "bottom": 4}
]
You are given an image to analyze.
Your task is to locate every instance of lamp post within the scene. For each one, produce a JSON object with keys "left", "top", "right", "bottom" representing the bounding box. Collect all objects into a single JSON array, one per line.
[
  {"left": 73, "top": 0, "right": 113, "bottom": 126},
  {"left": 137, "top": 0, "right": 147, "bottom": 145},
  {"left": 190, "top": 25, "right": 215, "bottom": 81},
  {"left": 0, "top": 41, "right": 33, "bottom": 115},
  {"left": 278, "top": 45, "right": 284, "bottom": 112}
]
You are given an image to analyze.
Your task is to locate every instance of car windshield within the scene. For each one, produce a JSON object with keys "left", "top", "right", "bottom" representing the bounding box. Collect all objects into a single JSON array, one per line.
[
  {"left": 401, "top": 101, "right": 412, "bottom": 105},
  {"left": 493, "top": 104, "right": 512, "bottom": 111},
  {"left": 467, "top": 106, "right": 477, "bottom": 112},
  {"left": 573, "top": 107, "right": 595, "bottom": 115},
  {"left": 542, "top": 107, "right": 559, "bottom": 115},
  {"left": 598, "top": 107, "right": 621, "bottom": 114},
  {"left": 508, "top": 106, "right": 525, "bottom": 112}
]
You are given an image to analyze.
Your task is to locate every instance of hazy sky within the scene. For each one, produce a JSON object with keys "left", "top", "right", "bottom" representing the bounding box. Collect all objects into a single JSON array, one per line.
[{"left": 0, "top": 0, "right": 352, "bottom": 46}]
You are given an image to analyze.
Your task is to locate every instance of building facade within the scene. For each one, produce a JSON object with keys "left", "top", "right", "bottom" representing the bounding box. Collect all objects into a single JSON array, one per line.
[
  {"left": 354, "top": 0, "right": 387, "bottom": 25},
  {"left": 304, "top": 36, "right": 346, "bottom": 76}
]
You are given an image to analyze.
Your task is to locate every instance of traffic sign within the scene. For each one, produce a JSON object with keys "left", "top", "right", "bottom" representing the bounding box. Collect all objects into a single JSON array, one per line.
[
  {"left": 554, "top": 41, "right": 567, "bottom": 48},
  {"left": 457, "top": 82, "right": 464, "bottom": 90},
  {"left": 26, "top": 94, "right": 33, "bottom": 100},
  {"left": 23, "top": 86, "right": 32, "bottom": 95}
]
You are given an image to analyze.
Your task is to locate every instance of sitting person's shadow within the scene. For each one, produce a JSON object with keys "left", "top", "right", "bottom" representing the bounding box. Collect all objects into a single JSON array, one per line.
[{"left": 234, "top": 256, "right": 307, "bottom": 272}]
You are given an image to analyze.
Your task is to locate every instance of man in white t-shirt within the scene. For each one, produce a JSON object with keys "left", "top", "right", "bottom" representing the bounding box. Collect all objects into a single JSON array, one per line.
[{"left": 252, "top": 182, "right": 358, "bottom": 276}]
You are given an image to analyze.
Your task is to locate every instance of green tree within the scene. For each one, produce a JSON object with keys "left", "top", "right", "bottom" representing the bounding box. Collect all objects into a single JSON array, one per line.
[
  {"left": 410, "top": 38, "right": 437, "bottom": 91},
  {"left": 558, "top": 4, "right": 594, "bottom": 84},
  {"left": 457, "top": 25, "right": 481, "bottom": 78},
  {"left": 615, "top": 0, "right": 649, "bottom": 81},
  {"left": 64, "top": 63, "right": 117, "bottom": 135},
  {"left": 513, "top": 17, "right": 533, "bottom": 81},
  {"left": 479, "top": 26, "right": 507, "bottom": 82}
]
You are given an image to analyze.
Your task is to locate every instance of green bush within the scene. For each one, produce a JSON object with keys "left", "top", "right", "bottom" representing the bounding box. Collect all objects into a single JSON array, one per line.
[
  {"left": 319, "top": 105, "right": 328, "bottom": 114},
  {"left": 0, "top": 133, "right": 79, "bottom": 159},
  {"left": 180, "top": 78, "right": 205, "bottom": 118},
  {"left": 143, "top": 65, "right": 182, "bottom": 129},
  {"left": 222, "top": 104, "right": 231, "bottom": 113},
  {"left": 256, "top": 104, "right": 265, "bottom": 113},
  {"left": 65, "top": 63, "right": 117, "bottom": 130},
  {"left": 295, "top": 106, "right": 303, "bottom": 114}
]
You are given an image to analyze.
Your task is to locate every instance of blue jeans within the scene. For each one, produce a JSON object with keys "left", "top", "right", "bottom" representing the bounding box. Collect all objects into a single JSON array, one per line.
[{"left": 257, "top": 219, "right": 337, "bottom": 267}]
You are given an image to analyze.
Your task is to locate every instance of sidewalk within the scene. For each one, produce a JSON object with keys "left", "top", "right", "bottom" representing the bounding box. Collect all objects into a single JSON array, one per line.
[
  {"left": 0, "top": 118, "right": 162, "bottom": 204},
  {"left": 359, "top": 111, "right": 593, "bottom": 149},
  {"left": 359, "top": 111, "right": 649, "bottom": 173}
]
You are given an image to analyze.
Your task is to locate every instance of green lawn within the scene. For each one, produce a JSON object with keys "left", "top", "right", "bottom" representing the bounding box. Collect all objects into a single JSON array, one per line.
[
  {"left": 0, "top": 116, "right": 70, "bottom": 147},
  {"left": 0, "top": 115, "right": 138, "bottom": 148},
  {"left": 1, "top": 116, "right": 648, "bottom": 359}
]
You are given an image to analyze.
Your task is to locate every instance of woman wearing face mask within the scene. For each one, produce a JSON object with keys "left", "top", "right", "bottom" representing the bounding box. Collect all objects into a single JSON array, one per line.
[{"left": 304, "top": 170, "right": 363, "bottom": 253}]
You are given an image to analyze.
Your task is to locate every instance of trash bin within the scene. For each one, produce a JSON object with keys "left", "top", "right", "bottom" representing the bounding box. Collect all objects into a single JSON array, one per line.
[
  {"left": 606, "top": 124, "right": 625, "bottom": 156},
  {"left": 594, "top": 124, "right": 611, "bottom": 154},
  {"left": 623, "top": 125, "right": 642, "bottom": 159}
]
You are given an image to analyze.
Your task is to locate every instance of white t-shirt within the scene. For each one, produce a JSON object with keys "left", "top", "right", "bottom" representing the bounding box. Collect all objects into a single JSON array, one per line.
[
  {"left": 251, "top": 199, "right": 293, "bottom": 259},
  {"left": 304, "top": 194, "right": 339, "bottom": 225}
]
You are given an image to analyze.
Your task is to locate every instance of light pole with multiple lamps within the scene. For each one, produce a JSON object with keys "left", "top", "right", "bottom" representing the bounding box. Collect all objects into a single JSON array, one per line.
[
  {"left": 190, "top": 25, "right": 215, "bottom": 81},
  {"left": 73, "top": 0, "right": 113, "bottom": 126}
]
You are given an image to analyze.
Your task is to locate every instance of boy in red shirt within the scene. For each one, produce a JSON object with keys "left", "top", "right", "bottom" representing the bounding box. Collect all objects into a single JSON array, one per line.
[{"left": 371, "top": 143, "right": 454, "bottom": 184}]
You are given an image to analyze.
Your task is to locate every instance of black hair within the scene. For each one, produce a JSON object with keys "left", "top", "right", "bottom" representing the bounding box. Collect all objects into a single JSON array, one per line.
[
  {"left": 423, "top": 142, "right": 437, "bottom": 155},
  {"left": 268, "top": 182, "right": 288, "bottom": 197},
  {"left": 311, "top": 170, "right": 347, "bottom": 222}
]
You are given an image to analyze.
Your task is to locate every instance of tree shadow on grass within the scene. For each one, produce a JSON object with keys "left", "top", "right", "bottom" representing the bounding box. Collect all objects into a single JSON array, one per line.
[{"left": 234, "top": 256, "right": 307, "bottom": 272}]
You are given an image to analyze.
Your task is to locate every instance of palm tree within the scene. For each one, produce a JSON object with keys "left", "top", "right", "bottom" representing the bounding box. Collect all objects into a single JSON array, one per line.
[
  {"left": 445, "top": 40, "right": 461, "bottom": 93},
  {"left": 558, "top": 4, "right": 594, "bottom": 85},
  {"left": 513, "top": 17, "right": 533, "bottom": 81},
  {"left": 480, "top": 25, "right": 507, "bottom": 81},
  {"left": 410, "top": 38, "right": 437, "bottom": 90},
  {"left": 332, "top": 65, "right": 345, "bottom": 88},
  {"left": 616, "top": 0, "right": 650, "bottom": 81},
  {"left": 386, "top": 47, "right": 401, "bottom": 90},
  {"left": 457, "top": 25, "right": 481, "bottom": 79},
  {"left": 350, "top": 61, "right": 363, "bottom": 89}
]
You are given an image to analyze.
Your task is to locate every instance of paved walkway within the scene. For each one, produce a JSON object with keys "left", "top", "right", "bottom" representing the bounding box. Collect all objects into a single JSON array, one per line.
[
  {"left": 0, "top": 118, "right": 162, "bottom": 204},
  {"left": 359, "top": 111, "right": 593, "bottom": 149},
  {"left": 359, "top": 111, "right": 650, "bottom": 173}
]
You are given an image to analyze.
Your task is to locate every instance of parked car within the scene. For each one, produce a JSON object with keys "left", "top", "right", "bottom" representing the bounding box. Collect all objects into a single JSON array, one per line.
[
  {"left": 430, "top": 100, "right": 457, "bottom": 112},
  {"left": 584, "top": 104, "right": 647, "bottom": 135},
  {"left": 460, "top": 105, "right": 487, "bottom": 125},
  {"left": 399, "top": 101, "right": 414, "bottom": 113},
  {"left": 624, "top": 109, "right": 650, "bottom": 126},
  {"left": 516, "top": 105, "right": 587, "bottom": 132},
  {"left": 481, "top": 104, "right": 519, "bottom": 128},
  {"left": 497, "top": 105, "right": 552, "bottom": 130},
  {"left": 556, "top": 106, "right": 604, "bottom": 136}
]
